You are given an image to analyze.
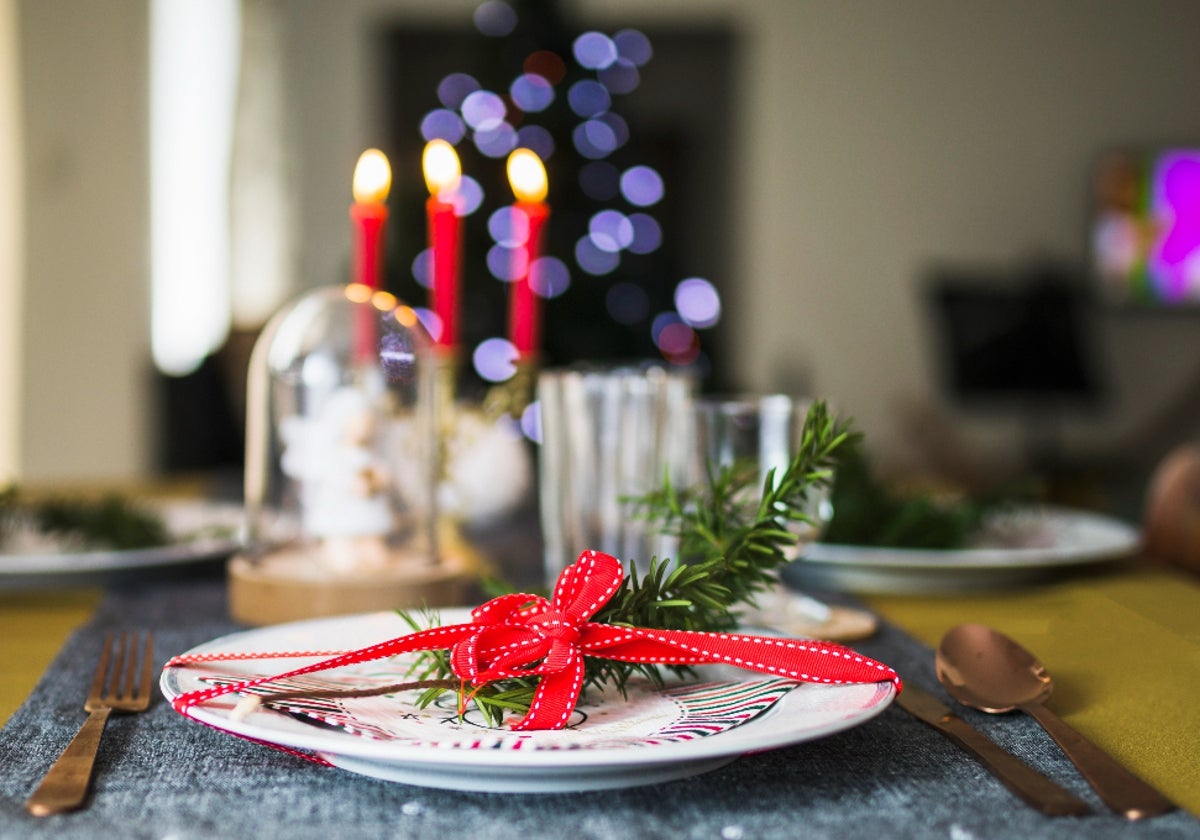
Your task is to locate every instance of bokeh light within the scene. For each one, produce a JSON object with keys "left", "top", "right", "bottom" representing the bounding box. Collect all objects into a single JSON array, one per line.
[
  {"left": 413, "top": 307, "right": 442, "bottom": 343},
  {"left": 510, "top": 73, "right": 554, "bottom": 113},
  {"left": 437, "top": 73, "right": 480, "bottom": 110},
  {"left": 420, "top": 108, "right": 466, "bottom": 145},
  {"left": 652, "top": 311, "right": 682, "bottom": 343},
  {"left": 652, "top": 311, "right": 700, "bottom": 364},
  {"left": 411, "top": 248, "right": 432, "bottom": 289},
  {"left": 516, "top": 124, "right": 555, "bottom": 161},
  {"left": 598, "top": 112, "right": 629, "bottom": 148},
  {"left": 486, "top": 244, "right": 526, "bottom": 282},
  {"left": 620, "top": 165, "right": 664, "bottom": 207},
  {"left": 573, "top": 120, "right": 618, "bottom": 159},
  {"left": 573, "top": 31, "right": 617, "bottom": 70},
  {"left": 529, "top": 256, "right": 571, "bottom": 298},
  {"left": 606, "top": 281, "right": 649, "bottom": 324},
  {"left": 371, "top": 290, "right": 398, "bottom": 312},
  {"left": 473, "top": 121, "right": 519, "bottom": 158},
  {"left": 488, "top": 205, "right": 530, "bottom": 247},
  {"left": 579, "top": 161, "right": 620, "bottom": 201},
  {"left": 523, "top": 51, "right": 566, "bottom": 85},
  {"left": 589, "top": 209, "right": 634, "bottom": 252},
  {"left": 598, "top": 60, "right": 639, "bottom": 95},
  {"left": 568, "top": 80, "right": 611, "bottom": 119},
  {"left": 627, "top": 212, "right": 663, "bottom": 254},
  {"left": 474, "top": 0, "right": 517, "bottom": 37},
  {"left": 613, "top": 29, "right": 653, "bottom": 66},
  {"left": 473, "top": 337, "right": 519, "bottom": 382},
  {"left": 657, "top": 321, "right": 698, "bottom": 355},
  {"left": 674, "top": 277, "right": 721, "bottom": 328},
  {"left": 520, "top": 400, "right": 542, "bottom": 443},
  {"left": 452, "top": 175, "right": 485, "bottom": 216},
  {"left": 575, "top": 235, "right": 620, "bottom": 275},
  {"left": 461, "top": 90, "right": 506, "bottom": 131}
]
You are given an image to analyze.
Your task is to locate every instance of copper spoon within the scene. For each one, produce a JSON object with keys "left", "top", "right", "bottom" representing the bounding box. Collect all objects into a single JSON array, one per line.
[{"left": 935, "top": 623, "right": 1175, "bottom": 820}]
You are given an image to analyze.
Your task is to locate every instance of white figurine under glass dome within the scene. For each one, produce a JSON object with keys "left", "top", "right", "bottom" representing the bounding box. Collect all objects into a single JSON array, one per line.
[{"left": 230, "top": 284, "right": 467, "bottom": 625}]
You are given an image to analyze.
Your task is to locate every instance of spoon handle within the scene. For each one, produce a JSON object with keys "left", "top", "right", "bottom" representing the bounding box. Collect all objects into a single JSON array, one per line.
[{"left": 1022, "top": 703, "right": 1175, "bottom": 820}]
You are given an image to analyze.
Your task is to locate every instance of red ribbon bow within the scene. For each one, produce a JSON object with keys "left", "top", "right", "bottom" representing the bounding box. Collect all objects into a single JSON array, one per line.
[{"left": 170, "top": 550, "right": 901, "bottom": 730}]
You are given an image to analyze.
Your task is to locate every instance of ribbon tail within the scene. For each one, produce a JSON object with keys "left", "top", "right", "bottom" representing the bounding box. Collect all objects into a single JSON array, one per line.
[
  {"left": 510, "top": 651, "right": 585, "bottom": 731},
  {"left": 579, "top": 624, "right": 902, "bottom": 691},
  {"left": 171, "top": 622, "right": 480, "bottom": 715}
]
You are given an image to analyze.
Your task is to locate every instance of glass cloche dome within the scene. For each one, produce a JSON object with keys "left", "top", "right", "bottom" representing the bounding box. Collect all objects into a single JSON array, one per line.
[{"left": 230, "top": 284, "right": 466, "bottom": 624}]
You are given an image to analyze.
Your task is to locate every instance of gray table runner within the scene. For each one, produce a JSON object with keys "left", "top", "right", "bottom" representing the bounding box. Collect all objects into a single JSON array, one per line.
[{"left": 2, "top": 576, "right": 1197, "bottom": 839}]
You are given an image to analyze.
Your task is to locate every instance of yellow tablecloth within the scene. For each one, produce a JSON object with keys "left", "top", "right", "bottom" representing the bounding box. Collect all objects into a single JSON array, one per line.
[
  {"left": 865, "top": 566, "right": 1200, "bottom": 816},
  {"left": 1, "top": 589, "right": 100, "bottom": 723},
  {"left": 4, "top": 566, "right": 1198, "bottom": 816}
]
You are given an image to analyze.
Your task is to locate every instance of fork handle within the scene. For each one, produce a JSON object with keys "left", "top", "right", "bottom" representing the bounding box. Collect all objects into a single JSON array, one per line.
[{"left": 26, "top": 707, "right": 112, "bottom": 816}]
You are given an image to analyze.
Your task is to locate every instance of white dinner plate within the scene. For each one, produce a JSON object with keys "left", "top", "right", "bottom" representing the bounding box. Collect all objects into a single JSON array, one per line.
[
  {"left": 160, "top": 610, "right": 896, "bottom": 793},
  {"left": 788, "top": 505, "right": 1140, "bottom": 594},
  {"left": 0, "top": 499, "right": 242, "bottom": 589}
]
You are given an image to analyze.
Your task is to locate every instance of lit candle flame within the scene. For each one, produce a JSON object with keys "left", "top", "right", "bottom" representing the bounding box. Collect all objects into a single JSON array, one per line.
[
  {"left": 422, "top": 139, "right": 462, "bottom": 197},
  {"left": 507, "top": 148, "right": 548, "bottom": 203},
  {"left": 352, "top": 149, "right": 392, "bottom": 203}
]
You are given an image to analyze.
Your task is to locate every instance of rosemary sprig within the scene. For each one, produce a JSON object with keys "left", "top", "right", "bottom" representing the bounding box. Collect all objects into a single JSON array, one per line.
[{"left": 398, "top": 400, "right": 855, "bottom": 723}]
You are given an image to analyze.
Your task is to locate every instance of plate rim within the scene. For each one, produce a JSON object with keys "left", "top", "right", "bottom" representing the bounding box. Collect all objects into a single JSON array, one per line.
[
  {"left": 0, "top": 499, "right": 242, "bottom": 579},
  {"left": 160, "top": 609, "right": 896, "bottom": 774},
  {"left": 802, "top": 505, "right": 1139, "bottom": 570}
]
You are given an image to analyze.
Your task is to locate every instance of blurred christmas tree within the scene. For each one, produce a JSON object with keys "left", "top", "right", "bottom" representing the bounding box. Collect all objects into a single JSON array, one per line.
[{"left": 377, "top": 0, "right": 731, "bottom": 399}]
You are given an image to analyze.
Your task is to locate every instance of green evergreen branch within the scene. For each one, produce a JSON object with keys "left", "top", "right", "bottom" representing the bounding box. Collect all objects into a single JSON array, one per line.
[{"left": 0, "top": 484, "right": 170, "bottom": 550}]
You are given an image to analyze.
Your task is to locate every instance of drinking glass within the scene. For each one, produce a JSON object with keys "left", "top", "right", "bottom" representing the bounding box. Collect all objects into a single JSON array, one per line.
[
  {"left": 537, "top": 363, "right": 696, "bottom": 583},
  {"left": 691, "top": 394, "right": 839, "bottom": 633},
  {"left": 691, "top": 394, "right": 833, "bottom": 547}
]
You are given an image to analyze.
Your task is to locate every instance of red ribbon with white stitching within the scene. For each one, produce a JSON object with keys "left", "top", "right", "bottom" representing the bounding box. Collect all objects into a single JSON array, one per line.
[{"left": 168, "top": 550, "right": 902, "bottom": 730}]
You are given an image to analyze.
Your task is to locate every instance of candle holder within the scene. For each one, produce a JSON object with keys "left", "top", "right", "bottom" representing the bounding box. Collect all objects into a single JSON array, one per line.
[
  {"left": 482, "top": 357, "right": 538, "bottom": 420},
  {"left": 229, "top": 285, "right": 473, "bottom": 625},
  {"left": 423, "top": 350, "right": 536, "bottom": 574}
]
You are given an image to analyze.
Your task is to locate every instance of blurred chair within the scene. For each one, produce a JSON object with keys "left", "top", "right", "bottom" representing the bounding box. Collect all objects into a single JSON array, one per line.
[{"left": 1142, "top": 444, "right": 1200, "bottom": 575}]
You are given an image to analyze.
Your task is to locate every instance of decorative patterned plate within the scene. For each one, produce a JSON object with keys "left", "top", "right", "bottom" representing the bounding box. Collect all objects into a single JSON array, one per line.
[{"left": 161, "top": 610, "right": 896, "bottom": 792}]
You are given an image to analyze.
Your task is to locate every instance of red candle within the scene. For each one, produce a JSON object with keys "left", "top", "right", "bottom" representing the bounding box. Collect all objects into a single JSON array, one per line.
[
  {"left": 349, "top": 149, "right": 391, "bottom": 362},
  {"left": 350, "top": 149, "right": 391, "bottom": 290},
  {"left": 422, "top": 140, "right": 463, "bottom": 350},
  {"left": 506, "top": 149, "right": 549, "bottom": 359}
]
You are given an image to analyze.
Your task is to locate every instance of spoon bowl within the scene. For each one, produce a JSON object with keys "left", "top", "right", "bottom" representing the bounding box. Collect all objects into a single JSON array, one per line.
[
  {"left": 936, "top": 622, "right": 1053, "bottom": 712},
  {"left": 936, "top": 623, "right": 1174, "bottom": 820}
]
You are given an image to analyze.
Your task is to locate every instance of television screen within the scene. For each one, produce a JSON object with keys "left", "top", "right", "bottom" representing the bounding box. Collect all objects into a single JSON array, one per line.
[{"left": 1090, "top": 147, "right": 1200, "bottom": 306}]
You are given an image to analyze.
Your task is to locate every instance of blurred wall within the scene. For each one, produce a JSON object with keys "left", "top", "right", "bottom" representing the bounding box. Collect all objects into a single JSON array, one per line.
[
  {"left": 13, "top": 0, "right": 1200, "bottom": 482},
  {"left": 0, "top": 0, "right": 21, "bottom": 480},
  {"left": 700, "top": 0, "right": 1200, "bottom": 472},
  {"left": 17, "top": 0, "right": 150, "bottom": 481}
]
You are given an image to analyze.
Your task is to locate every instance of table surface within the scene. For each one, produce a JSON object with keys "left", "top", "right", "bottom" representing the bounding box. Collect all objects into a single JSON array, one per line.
[{"left": 2, "top": 560, "right": 1199, "bottom": 839}]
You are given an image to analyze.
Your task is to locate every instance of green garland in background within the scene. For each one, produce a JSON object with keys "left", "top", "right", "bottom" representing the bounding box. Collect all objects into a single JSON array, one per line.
[
  {"left": 820, "top": 443, "right": 1030, "bottom": 550},
  {"left": 0, "top": 485, "right": 169, "bottom": 551}
]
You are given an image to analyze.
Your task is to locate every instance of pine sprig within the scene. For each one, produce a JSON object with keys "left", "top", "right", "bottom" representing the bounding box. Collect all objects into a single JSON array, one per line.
[
  {"left": 586, "top": 400, "right": 856, "bottom": 694},
  {"left": 399, "top": 400, "right": 855, "bottom": 722}
]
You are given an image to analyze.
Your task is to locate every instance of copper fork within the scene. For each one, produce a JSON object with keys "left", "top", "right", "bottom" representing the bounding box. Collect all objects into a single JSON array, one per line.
[{"left": 26, "top": 631, "right": 154, "bottom": 816}]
